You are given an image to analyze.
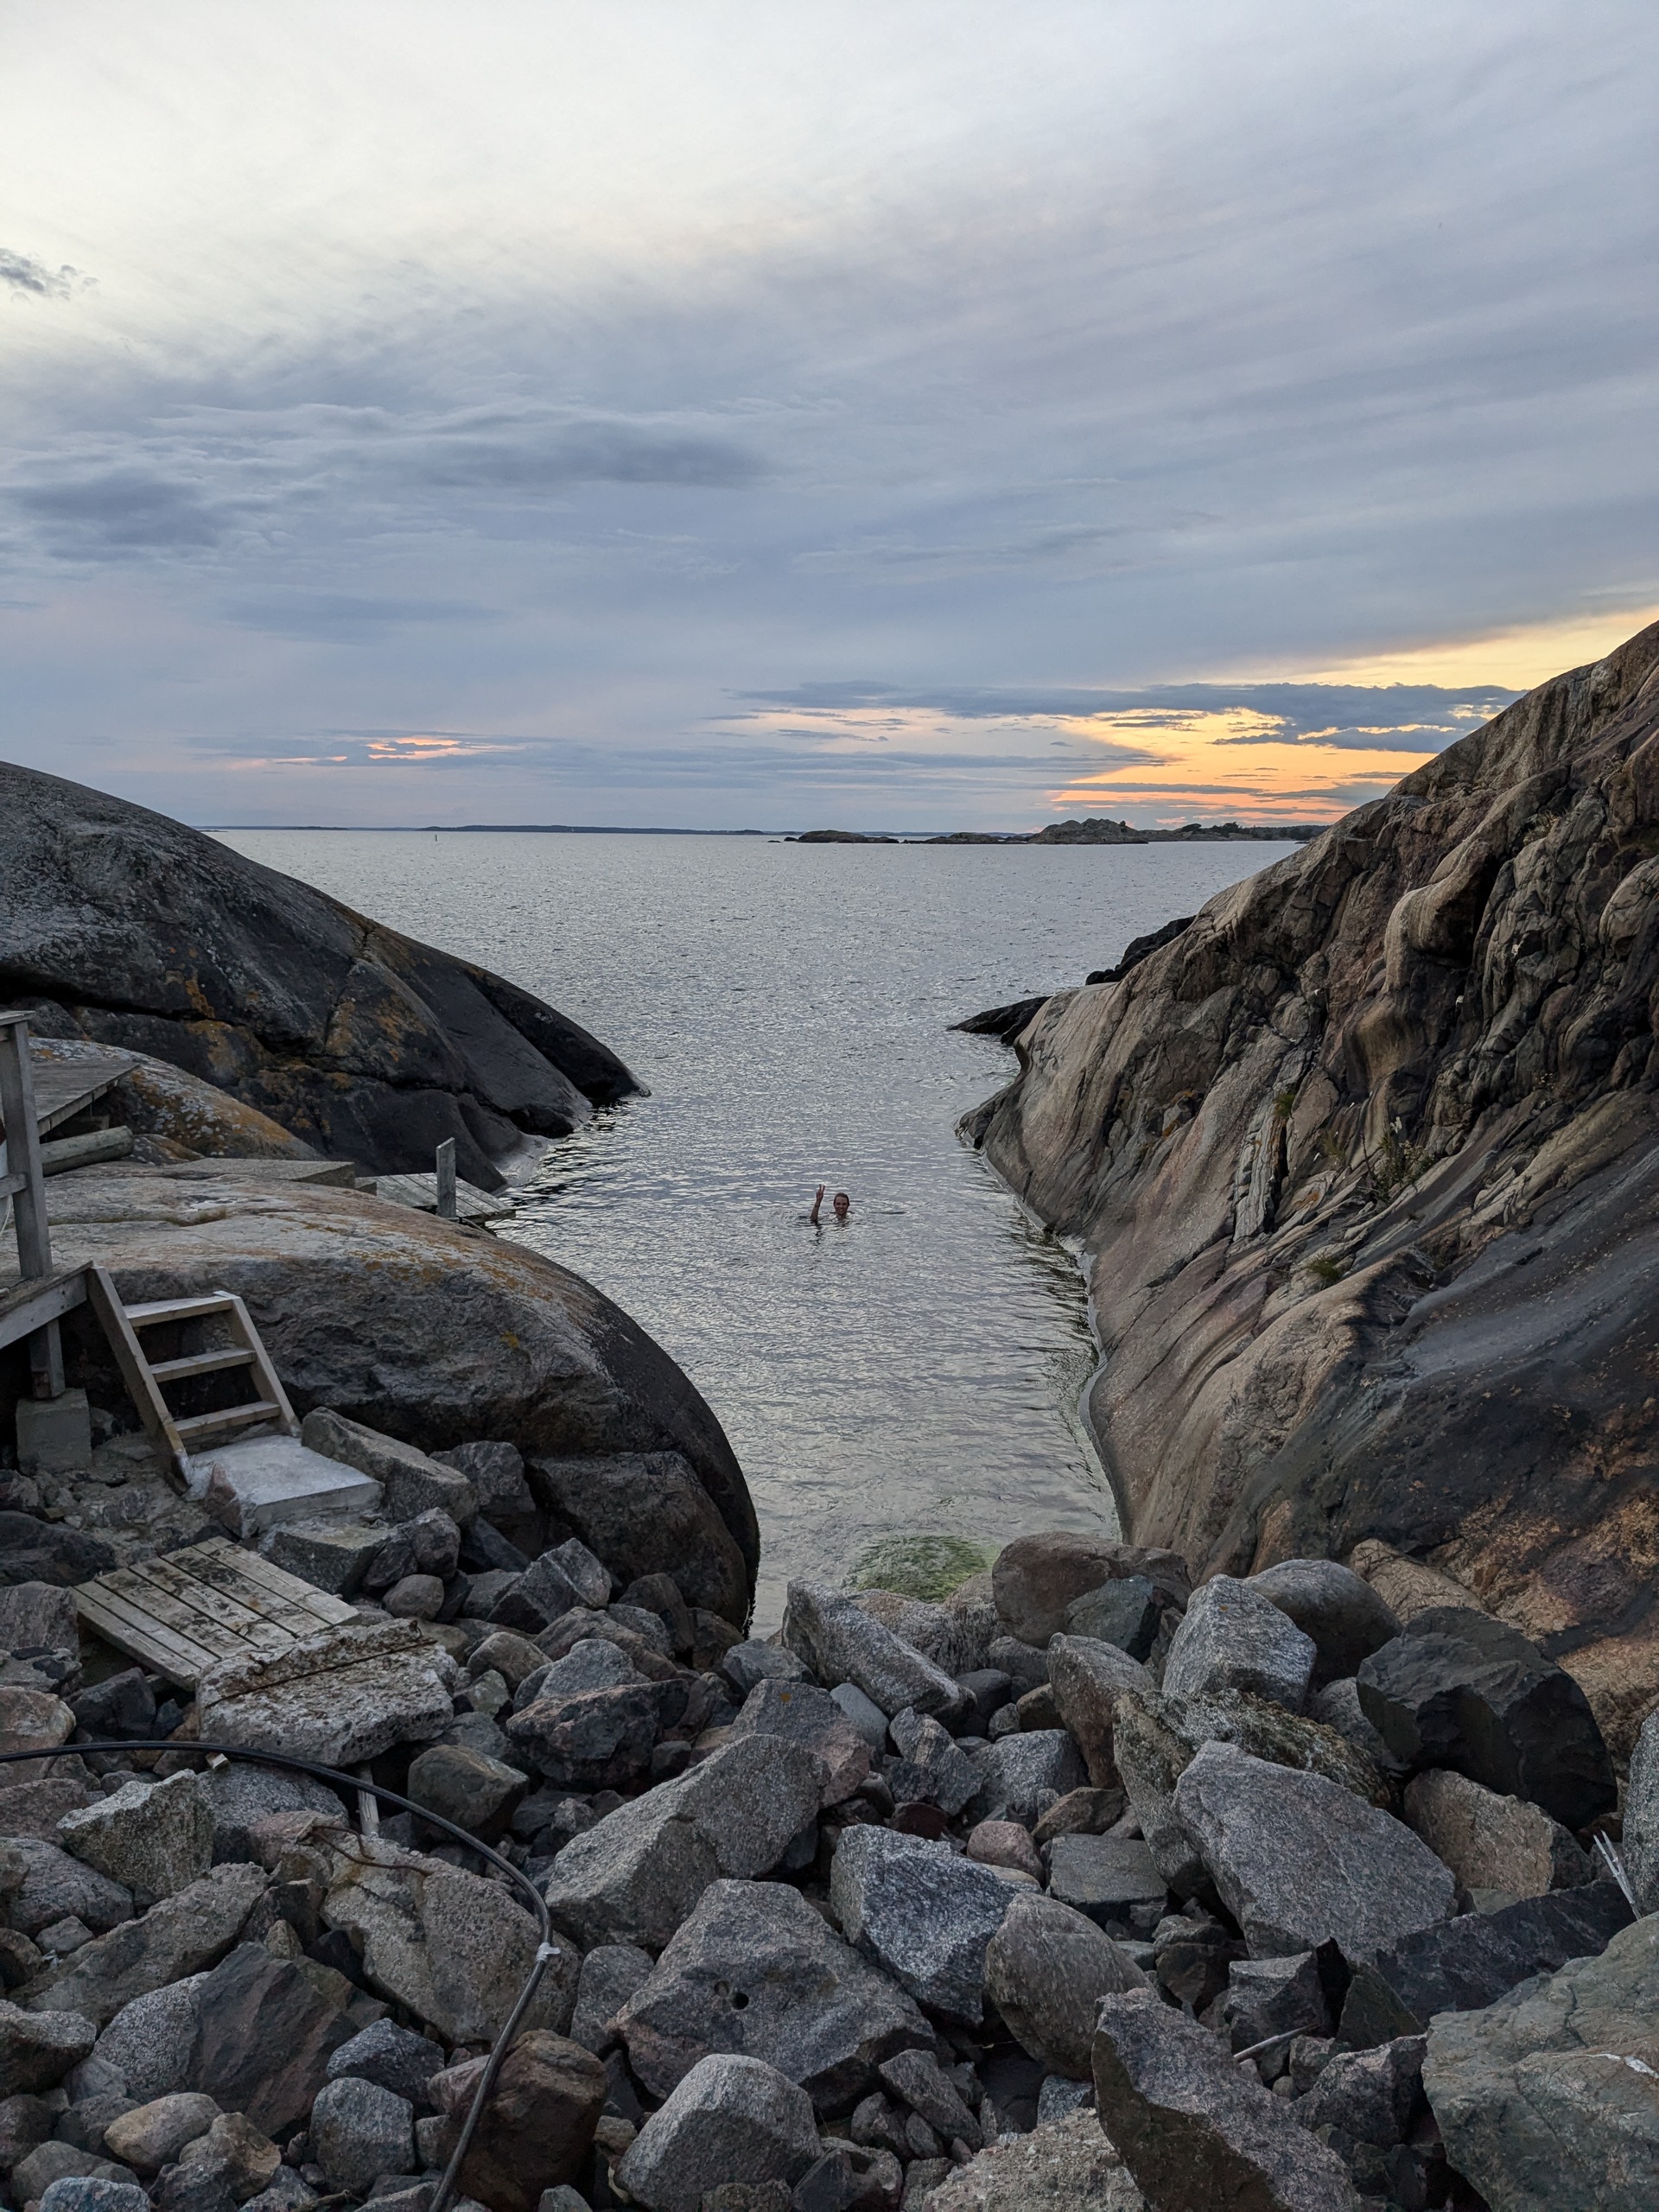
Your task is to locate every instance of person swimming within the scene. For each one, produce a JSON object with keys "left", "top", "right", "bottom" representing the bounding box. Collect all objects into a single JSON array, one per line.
[{"left": 809, "top": 1185, "right": 850, "bottom": 1225}]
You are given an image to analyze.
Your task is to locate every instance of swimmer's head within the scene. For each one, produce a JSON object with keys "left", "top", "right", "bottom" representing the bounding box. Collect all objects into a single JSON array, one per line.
[{"left": 832, "top": 1191, "right": 851, "bottom": 1220}]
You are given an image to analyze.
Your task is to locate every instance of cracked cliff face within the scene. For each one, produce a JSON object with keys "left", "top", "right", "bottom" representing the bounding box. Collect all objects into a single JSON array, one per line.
[
  {"left": 963, "top": 618, "right": 1659, "bottom": 1755},
  {"left": 0, "top": 762, "right": 639, "bottom": 1188}
]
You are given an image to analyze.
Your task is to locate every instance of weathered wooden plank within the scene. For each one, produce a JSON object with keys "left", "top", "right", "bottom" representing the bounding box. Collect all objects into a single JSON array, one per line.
[
  {"left": 73, "top": 1586, "right": 220, "bottom": 1681},
  {"left": 28, "top": 1048, "right": 140, "bottom": 1135},
  {"left": 124, "top": 1554, "right": 293, "bottom": 1651},
  {"left": 185, "top": 1544, "right": 346, "bottom": 1636},
  {"left": 202, "top": 1543, "right": 356, "bottom": 1626},
  {"left": 94, "top": 1568, "right": 261, "bottom": 1661},
  {"left": 76, "top": 1537, "right": 365, "bottom": 1688},
  {"left": 0, "top": 1268, "right": 87, "bottom": 1353}
]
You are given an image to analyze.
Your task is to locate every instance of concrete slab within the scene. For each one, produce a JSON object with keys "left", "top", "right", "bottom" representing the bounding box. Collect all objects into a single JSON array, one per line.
[{"left": 187, "top": 1434, "right": 383, "bottom": 1539}]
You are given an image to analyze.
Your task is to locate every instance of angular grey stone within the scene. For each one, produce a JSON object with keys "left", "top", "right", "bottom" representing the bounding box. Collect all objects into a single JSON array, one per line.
[
  {"left": 986, "top": 1637, "right": 1048, "bottom": 1692},
  {"left": 0, "top": 2088, "right": 56, "bottom": 2168},
  {"left": 324, "top": 2018, "right": 446, "bottom": 2105},
  {"left": 8, "top": 1840, "right": 133, "bottom": 1939},
  {"left": 544, "top": 1738, "right": 828, "bottom": 1950},
  {"left": 516, "top": 1637, "right": 638, "bottom": 1707},
  {"left": 1172, "top": 1741, "right": 1455, "bottom": 1959},
  {"left": 33, "top": 2170, "right": 149, "bottom": 2212},
  {"left": 1035, "top": 2074, "right": 1095, "bottom": 2123},
  {"left": 0, "top": 1777, "right": 98, "bottom": 1843},
  {"left": 1298, "top": 2035, "right": 1424, "bottom": 2148},
  {"left": 196, "top": 1618, "right": 454, "bottom": 1769},
  {"left": 1423, "top": 1913, "right": 1659, "bottom": 2212},
  {"left": 1093, "top": 1988, "right": 1360, "bottom": 2210},
  {"left": 878, "top": 2048, "right": 979, "bottom": 2150},
  {"left": 615, "top": 1878, "right": 931, "bottom": 2111},
  {"left": 728, "top": 1683, "right": 871, "bottom": 1807},
  {"left": 405, "top": 1743, "right": 526, "bottom": 1838},
  {"left": 257, "top": 1521, "right": 384, "bottom": 1599},
  {"left": 54, "top": 2093, "right": 137, "bottom": 2160},
  {"left": 1045, "top": 1637, "right": 1154, "bottom": 1789},
  {"left": 1062, "top": 1579, "right": 1160, "bottom": 1662},
  {"left": 168, "top": 2110, "right": 281, "bottom": 2206},
  {"left": 89, "top": 1976, "right": 207, "bottom": 2102},
  {"left": 569, "top": 1943, "right": 654, "bottom": 2056},
  {"left": 1306, "top": 1677, "right": 1408, "bottom": 1777},
  {"left": 829, "top": 1827, "right": 1013, "bottom": 2024},
  {"left": 0, "top": 1999, "right": 97, "bottom": 2094},
  {"left": 613, "top": 2053, "right": 820, "bottom": 2212},
  {"left": 1220, "top": 1949, "right": 1339, "bottom": 2056},
  {"left": 1338, "top": 1882, "right": 1635, "bottom": 2044},
  {"left": 201, "top": 1766, "right": 346, "bottom": 1867},
  {"left": 991, "top": 1534, "right": 1189, "bottom": 1648},
  {"left": 984, "top": 1892, "right": 1147, "bottom": 2079},
  {"left": 1403, "top": 1766, "right": 1592, "bottom": 1898},
  {"left": 506, "top": 1678, "right": 664, "bottom": 1789},
  {"left": 1247, "top": 1560, "right": 1402, "bottom": 1681},
  {"left": 58, "top": 1775, "right": 213, "bottom": 1908},
  {"left": 886, "top": 1712, "right": 977, "bottom": 1816},
  {"left": 1357, "top": 1605, "right": 1617, "bottom": 1831},
  {"left": 1046, "top": 1834, "right": 1166, "bottom": 1926},
  {"left": 297, "top": 1411, "right": 474, "bottom": 1527},
  {"left": 780, "top": 1585, "right": 960, "bottom": 1719},
  {"left": 1162, "top": 1577, "right": 1316, "bottom": 1713},
  {"left": 828, "top": 1684, "right": 888, "bottom": 1751},
  {"left": 102, "top": 2094, "right": 222, "bottom": 2175},
  {"left": 721, "top": 1643, "right": 808, "bottom": 1699},
  {"left": 238, "top": 2173, "right": 315, "bottom": 2212},
  {"left": 308, "top": 2076, "right": 415, "bottom": 2197},
  {"left": 188, "top": 1944, "right": 357, "bottom": 2139},
  {"left": 0, "top": 1583, "right": 79, "bottom": 1653},
  {"left": 967, "top": 1732, "right": 1085, "bottom": 1827},
  {"left": 432, "top": 1440, "right": 535, "bottom": 1525},
  {"left": 20, "top": 1862, "right": 267, "bottom": 2027},
  {"left": 1614, "top": 1696, "right": 1659, "bottom": 1914}
]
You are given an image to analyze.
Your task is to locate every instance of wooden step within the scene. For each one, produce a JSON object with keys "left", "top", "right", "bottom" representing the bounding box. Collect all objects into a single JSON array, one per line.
[
  {"left": 147, "top": 1346, "right": 257, "bottom": 1382},
  {"left": 172, "top": 1400, "right": 284, "bottom": 1441},
  {"left": 124, "top": 1294, "right": 238, "bottom": 1326}
]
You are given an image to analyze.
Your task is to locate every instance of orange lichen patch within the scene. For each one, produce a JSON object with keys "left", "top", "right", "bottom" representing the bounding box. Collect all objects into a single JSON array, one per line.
[{"left": 1560, "top": 1627, "right": 1659, "bottom": 1764}]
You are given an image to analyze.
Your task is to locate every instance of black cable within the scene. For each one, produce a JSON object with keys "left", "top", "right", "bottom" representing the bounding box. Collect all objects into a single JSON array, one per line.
[{"left": 0, "top": 1740, "right": 562, "bottom": 2212}]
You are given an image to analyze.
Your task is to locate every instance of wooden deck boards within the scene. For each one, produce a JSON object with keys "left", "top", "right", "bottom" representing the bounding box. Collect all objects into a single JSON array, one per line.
[{"left": 75, "top": 1535, "right": 357, "bottom": 1688}]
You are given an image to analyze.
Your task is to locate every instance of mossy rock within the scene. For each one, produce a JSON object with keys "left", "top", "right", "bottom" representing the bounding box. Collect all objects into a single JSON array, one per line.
[{"left": 848, "top": 1534, "right": 996, "bottom": 1603}]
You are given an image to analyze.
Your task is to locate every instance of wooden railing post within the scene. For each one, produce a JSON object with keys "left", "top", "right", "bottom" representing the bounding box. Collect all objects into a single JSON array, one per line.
[{"left": 0, "top": 1012, "right": 65, "bottom": 1398}]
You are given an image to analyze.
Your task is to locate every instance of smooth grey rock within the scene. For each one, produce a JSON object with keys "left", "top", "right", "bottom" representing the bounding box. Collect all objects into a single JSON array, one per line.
[
  {"left": 1162, "top": 1577, "right": 1316, "bottom": 1713},
  {"left": 167, "top": 2110, "right": 281, "bottom": 2206},
  {"left": 1616, "top": 1697, "right": 1659, "bottom": 1913},
  {"left": 569, "top": 1944, "right": 653, "bottom": 2056},
  {"left": 90, "top": 1976, "right": 207, "bottom": 2102},
  {"left": 57, "top": 1776, "right": 213, "bottom": 1908},
  {"left": 1173, "top": 1741, "right": 1455, "bottom": 1958},
  {"left": 986, "top": 1637, "right": 1048, "bottom": 1693},
  {"left": 299, "top": 1412, "right": 474, "bottom": 1528},
  {"left": 991, "top": 1534, "right": 1190, "bottom": 1648},
  {"left": 1337, "top": 1882, "right": 1635, "bottom": 2044},
  {"left": 1046, "top": 1834, "right": 1166, "bottom": 1926},
  {"left": 877, "top": 2047, "right": 979, "bottom": 2150},
  {"left": 200, "top": 1767, "right": 346, "bottom": 1867},
  {"left": 54, "top": 2092, "right": 140, "bottom": 2158},
  {"left": 1403, "top": 1766, "right": 1592, "bottom": 1898},
  {"left": 309, "top": 2076, "right": 415, "bottom": 2197},
  {"left": 984, "top": 1893, "right": 1147, "bottom": 2079},
  {"left": 196, "top": 1617, "right": 453, "bottom": 1769},
  {"left": 967, "top": 1732, "right": 1085, "bottom": 1827},
  {"left": 1357, "top": 1606, "right": 1617, "bottom": 1830},
  {"left": 20, "top": 1863, "right": 267, "bottom": 2028},
  {"left": 721, "top": 1642, "right": 809, "bottom": 1699},
  {"left": 35, "top": 2175, "right": 150, "bottom": 2212},
  {"left": 886, "top": 1712, "right": 976, "bottom": 1816},
  {"left": 829, "top": 1827, "right": 1012, "bottom": 2024},
  {"left": 0, "top": 2088, "right": 56, "bottom": 2168},
  {"left": 1062, "top": 1579, "right": 1160, "bottom": 1662},
  {"left": 406, "top": 1742, "right": 526, "bottom": 1838},
  {"left": 0, "top": 1999, "right": 97, "bottom": 2094},
  {"left": 1093, "top": 1987, "right": 1360, "bottom": 2209},
  {"left": 16, "top": 2144, "right": 140, "bottom": 2203},
  {"left": 613, "top": 2054, "right": 820, "bottom": 2212},
  {"left": 1247, "top": 1559, "right": 1402, "bottom": 1681},
  {"left": 780, "top": 1585, "right": 960, "bottom": 1719},
  {"left": 828, "top": 1684, "right": 888, "bottom": 1751},
  {"left": 1045, "top": 1637, "right": 1154, "bottom": 1789},
  {"left": 102, "top": 2094, "right": 222, "bottom": 2175},
  {"left": 258, "top": 1519, "right": 385, "bottom": 1598},
  {"left": 615, "top": 1878, "right": 931, "bottom": 2111},
  {"left": 324, "top": 2018, "right": 446, "bottom": 2104},
  {"left": 7, "top": 1841, "right": 133, "bottom": 1939},
  {"left": 427, "top": 2029, "right": 605, "bottom": 2212},
  {"left": 1298, "top": 2035, "right": 1424, "bottom": 2148},
  {"left": 1306, "top": 1676, "right": 1407, "bottom": 1777},
  {"left": 543, "top": 1738, "right": 828, "bottom": 1950},
  {"left": 728, "top": 1683, "right": 871, "bottom": 1806},
  {"left": 964, "top": 1820, "right": 1043, "bottom": 1881},
  {"left": 188, "top": 1943, "right": 358, "bottom": 2140},
  {"left": 920, "top": 2108, "right": 1140, "bottom": 2212},
  {"left": 1423, "top": 1912, "right": 1659, "bottom": 2211}
]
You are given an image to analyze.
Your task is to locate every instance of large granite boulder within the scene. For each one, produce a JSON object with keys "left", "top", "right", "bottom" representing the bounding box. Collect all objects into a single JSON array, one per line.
[
  {"left": 962, "top": 619, "right": 1659, "bottom": 1758},
  {"left": 33, "top": 1172, "right": 758, "bottom": 1616},
  {"left": 0, "top": 760, "right": 636, "bottom": 1186},
  {"left": 1424, "top": 1912, "right": 1659, "bottom": 2210},
  {"left": 983, "top": 1892, "right": 1147, "bottom": 2078}
]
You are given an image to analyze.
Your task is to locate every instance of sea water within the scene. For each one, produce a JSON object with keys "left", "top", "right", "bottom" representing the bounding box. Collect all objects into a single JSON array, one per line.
[{"left": 219, "top": 831, "right": 1294, "bottom": 1620}]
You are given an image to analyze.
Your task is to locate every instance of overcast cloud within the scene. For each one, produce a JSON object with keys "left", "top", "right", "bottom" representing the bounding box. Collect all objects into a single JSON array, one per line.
[{"left": 1, "top": 1, "right": 1655, "bottom": 829}]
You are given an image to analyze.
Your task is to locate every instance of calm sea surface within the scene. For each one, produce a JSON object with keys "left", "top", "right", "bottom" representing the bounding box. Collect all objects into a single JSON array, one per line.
[{"left": 219, "top": 832, "right": 1292, "bottom": 1621}]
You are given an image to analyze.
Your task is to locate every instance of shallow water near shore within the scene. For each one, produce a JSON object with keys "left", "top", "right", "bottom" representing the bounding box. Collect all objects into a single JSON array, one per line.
[{"left": 219, "top": 831, "right": 1294, "bottom": 1623}]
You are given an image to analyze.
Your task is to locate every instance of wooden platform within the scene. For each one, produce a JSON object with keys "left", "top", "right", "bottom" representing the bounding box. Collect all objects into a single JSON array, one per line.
[
  {"left": 371, "top": 1171, "right": 514, "bottom": 1224},
  {"left": 28, "top": 1045, "right": 141, "bottom": 1136},
  {"left": 74, "top": 1535, "right": 357, "bottom": 1688}
]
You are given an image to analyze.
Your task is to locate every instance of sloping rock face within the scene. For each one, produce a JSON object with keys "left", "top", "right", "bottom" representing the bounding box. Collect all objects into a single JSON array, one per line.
[
  {"left": 0, "top": 761, "right": 637, "bottom": 1187},
  {"left": 10, "top": 1170, "right": 757, "bottom": 1607},
  {"left": 963, "top": 620, "right": 1659, "bottom": 1753}
]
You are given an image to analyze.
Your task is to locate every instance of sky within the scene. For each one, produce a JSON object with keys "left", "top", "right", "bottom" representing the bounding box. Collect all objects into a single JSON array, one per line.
[{"left": 3, "top": 2, "right": 1656, "bottom": 833}]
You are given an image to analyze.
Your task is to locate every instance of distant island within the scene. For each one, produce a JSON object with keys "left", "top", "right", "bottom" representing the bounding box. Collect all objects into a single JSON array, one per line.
[{"left": 792, "top": 817, "right": 1325, "bottom": 844}]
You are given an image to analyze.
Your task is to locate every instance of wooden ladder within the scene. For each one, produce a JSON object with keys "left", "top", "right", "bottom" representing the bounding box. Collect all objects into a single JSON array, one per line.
[
  {"left": 83, "top": 1271, "right": 300, "bottom": 1487},
  {"left": 0, "top": 1010, "right": 67, "bottom": 1401}
]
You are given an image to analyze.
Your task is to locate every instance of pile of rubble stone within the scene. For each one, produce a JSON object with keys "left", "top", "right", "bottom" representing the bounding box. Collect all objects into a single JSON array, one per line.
[{"left": 2, "top": 1431, "right": 1657, "bottom": 2212}]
